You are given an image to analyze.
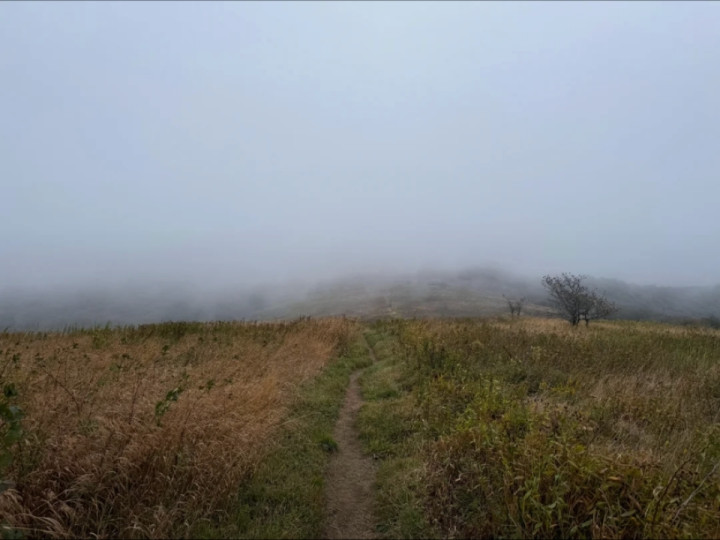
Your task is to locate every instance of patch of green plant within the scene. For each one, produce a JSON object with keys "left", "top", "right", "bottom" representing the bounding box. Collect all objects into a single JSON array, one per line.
[
  {"left": 374, "top": 456, "right": 430, "bottom": 539},
  {"left": 155, "top": 372, "right": 189, "bottom": 426},
  {"left": 90, "top": 324, "right": 113, "bottom": 349},
  {"left": 356, "top": 330, "right": 435, "bottom": 538},
  {"left": 318, "top": 435, "right": 339, "bottom": 454}
]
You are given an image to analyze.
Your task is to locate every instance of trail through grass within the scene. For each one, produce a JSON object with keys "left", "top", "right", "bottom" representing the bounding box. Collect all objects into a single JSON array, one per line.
[
  {"left": 4, "top": 316, "right": 720, "bottom": 539},
  {"left": 322, "top": 335, "right": 378, "bottom": 539},
  {"left": 194, "top": 334, "right": 373, "bottom": 539}
]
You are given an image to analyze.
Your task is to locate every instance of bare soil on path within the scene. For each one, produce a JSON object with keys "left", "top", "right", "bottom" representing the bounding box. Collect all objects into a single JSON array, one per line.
[{"left": 322, "top": 340, "right": 377, "bottom": 539}]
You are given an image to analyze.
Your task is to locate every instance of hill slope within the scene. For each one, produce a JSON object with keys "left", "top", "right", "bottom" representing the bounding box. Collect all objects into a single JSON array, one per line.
[{"left": 1, "top": 268, "right": 718, "bottom": 330}]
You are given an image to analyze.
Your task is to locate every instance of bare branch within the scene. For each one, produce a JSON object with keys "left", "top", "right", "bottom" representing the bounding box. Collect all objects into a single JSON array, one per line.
[{"left": 542, "top": 274, "right": 617, "bottom": 326}]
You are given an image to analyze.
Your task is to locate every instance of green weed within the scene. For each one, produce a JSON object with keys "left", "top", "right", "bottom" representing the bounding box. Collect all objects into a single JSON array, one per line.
[{"left": 361, "top": 318, "right": 720, "bottom": 539}]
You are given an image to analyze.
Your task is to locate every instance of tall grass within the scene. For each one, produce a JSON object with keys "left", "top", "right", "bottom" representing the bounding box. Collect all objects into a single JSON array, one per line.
[
  {"left": 198, "top": 337, "right": 373, "bottom": 539},
  {"left": 362, "top": 317, "right": 720, "bottom": 538},
  {"left": 0, "top": 318, "right": 356, "bottom": 538}
]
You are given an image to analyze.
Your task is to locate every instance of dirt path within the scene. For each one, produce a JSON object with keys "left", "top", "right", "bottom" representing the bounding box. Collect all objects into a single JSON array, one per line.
[{"left": 322, "top": 339, "right": 377, "bottom": 539}]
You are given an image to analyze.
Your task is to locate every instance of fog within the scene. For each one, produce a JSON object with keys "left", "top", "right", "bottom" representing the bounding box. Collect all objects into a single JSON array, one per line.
[{"left": 2, "top": 2, "right": 720, "bottom": 328}]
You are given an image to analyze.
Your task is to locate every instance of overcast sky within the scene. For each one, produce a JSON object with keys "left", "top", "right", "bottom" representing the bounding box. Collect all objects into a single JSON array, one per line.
[{"left": 2, "top": 1, "right": 719, "bottom": 291}]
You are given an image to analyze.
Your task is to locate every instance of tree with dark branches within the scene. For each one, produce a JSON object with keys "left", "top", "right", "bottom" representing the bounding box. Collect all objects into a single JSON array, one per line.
[
  {"left": 542, "top": 273, "right": 617, "bottom": 326},
  {"left": 503, "top": 295, "right": 526, "bottom": 318}
]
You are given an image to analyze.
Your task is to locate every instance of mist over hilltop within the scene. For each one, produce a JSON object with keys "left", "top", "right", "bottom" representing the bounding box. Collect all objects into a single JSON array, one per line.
[
  {"left": 2, "top": 3, "right": 719, "bottom": 328},
  {"left": 2, "top": 267, "right": 719, "bottom": 331}
]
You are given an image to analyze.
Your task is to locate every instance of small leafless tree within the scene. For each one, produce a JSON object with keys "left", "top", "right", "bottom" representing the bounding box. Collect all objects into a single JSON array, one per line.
[
  {"left": 542, "top": 273, "right": 617, "bottom": 326},
  {"left": 503, "top": 295, "right": 526, "bottom": 318}
]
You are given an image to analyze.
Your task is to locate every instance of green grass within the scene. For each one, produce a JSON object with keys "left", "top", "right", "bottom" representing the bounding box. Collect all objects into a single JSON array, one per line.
[
  {"left": 358, "top": 318, "right": 720, "bottom": 539},
  {"left": 193, "top": 336, "right": 373, "bottom": 539},
  {"left": 356, "top": 331, "right": 437, "bottom": 539}
]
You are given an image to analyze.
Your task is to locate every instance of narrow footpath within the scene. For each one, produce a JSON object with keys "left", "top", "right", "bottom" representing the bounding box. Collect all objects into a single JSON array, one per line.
[{"left": 322, "top": 338, "right": 378, "bottom": 539}]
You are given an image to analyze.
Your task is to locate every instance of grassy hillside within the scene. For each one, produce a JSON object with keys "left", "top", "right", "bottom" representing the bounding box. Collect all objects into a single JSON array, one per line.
[
  {"left": 267, "top": 271, "right": 553, "bottom": 320},
  {"left": 0, "top": 318, "right": 356, "bottom": 538},
  {"left": 3, "top": 314, "right": 720, "bottom": 539},
  {"left": 4, "top": 269, "right": 719, "bottom": 331},
  {"left": 359, "top": 317, "right": 720, "bottom": 538}
]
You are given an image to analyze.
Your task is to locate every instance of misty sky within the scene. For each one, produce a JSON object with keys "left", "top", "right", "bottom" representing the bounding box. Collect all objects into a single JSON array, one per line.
[{"left": 2, "top": 1, "right": 719, "bottom": 291}]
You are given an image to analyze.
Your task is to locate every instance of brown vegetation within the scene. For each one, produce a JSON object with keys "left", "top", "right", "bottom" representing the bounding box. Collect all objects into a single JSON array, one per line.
[{"left": 0, "top": 318, "right": 356, "bottom": 538}]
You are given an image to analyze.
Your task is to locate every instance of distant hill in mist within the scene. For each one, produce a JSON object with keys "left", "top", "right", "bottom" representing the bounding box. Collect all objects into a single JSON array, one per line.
[
  {"left": 1, "top": 268, "right": 719, "bottom": 331},
  {"left": 272, "top": 269, "right": 720, "bottom": 324}
]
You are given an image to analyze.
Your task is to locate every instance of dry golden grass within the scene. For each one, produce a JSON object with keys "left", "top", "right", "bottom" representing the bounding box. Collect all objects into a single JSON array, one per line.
[
  {"left": 491, "top": 314, "right": 720, "bottom": 337},
  {"left": 0, "top": 318, "right": 356, "bottom": 538}
]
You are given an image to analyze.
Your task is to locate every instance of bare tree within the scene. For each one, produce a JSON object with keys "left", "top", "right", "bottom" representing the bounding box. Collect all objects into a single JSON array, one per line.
[
  {"left": 503, "top": 295, "right": 526, "bottom": 318},
  {"left": 542, "top": 273, "right": 617, "bottom": 326}
]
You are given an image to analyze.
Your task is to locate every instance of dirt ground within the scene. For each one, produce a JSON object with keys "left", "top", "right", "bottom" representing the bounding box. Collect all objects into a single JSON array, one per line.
[{"left": 322, "top": 346, "right": 377, "bottom": 539}]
